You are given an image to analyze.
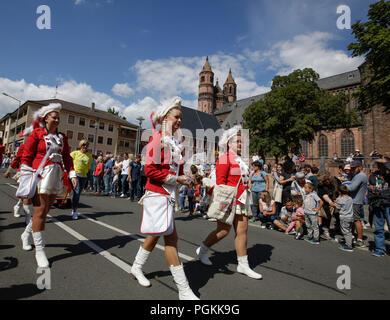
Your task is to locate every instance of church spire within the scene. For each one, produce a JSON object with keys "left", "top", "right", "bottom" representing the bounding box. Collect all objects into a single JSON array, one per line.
[
  {"left": 225, "top": 68, "right": 235, "bottom": 84},
  {"left": 223, "top": 68, "right": 237, "bottom": 103},
  {"left": 198, "top": 56, "right": 215, "bottom": 114},
  {"left": 202, "top": 56, "right": 212, "bottom": 72}
]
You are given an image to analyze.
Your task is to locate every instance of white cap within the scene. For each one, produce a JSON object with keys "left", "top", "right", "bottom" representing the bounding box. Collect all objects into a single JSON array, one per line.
[
  {"left": 151, "top": 97, "right": 182, "bottom": 127},
  {"left": 219, "top": 125, "right": 241, "bottom": 148},
  {"left": 32, "top": 103, "right": 62, "bottom": 128}
]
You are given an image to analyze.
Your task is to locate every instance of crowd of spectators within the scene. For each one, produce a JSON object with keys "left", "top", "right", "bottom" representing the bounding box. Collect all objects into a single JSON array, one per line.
[
  {"left": 84, "top": 152, "right": 147, "bottom": 201},
  {"left": 177, "top": 150, "right": 389, "bottom": 257}
]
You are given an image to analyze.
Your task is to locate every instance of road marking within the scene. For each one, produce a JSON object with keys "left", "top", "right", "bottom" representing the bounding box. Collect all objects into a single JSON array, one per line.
[
  {"left": 5, "top": 183, "right": 195, "bottom": 261},
  {"left": 47, "top": 214, "right": 133, "bottom": 274},
  {"left": 80, "top": 214, "right": 195, "bottom": 262}
]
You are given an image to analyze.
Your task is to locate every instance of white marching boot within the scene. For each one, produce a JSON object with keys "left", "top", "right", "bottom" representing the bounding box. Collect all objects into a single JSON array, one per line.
[
  {"left": 13, "top": 200, "right": 22, "bottom": 218},
  {"left": 32, "top": 231, "right": 50, "bottom": 268},
  {"left": 21, "top": 220, "right": 33, "bottom": 251},
  {"left": 130, "top": 246, "right": 151, "bottom": 287},
  {"left": 196, "top": 244, "right": 212, "bottom": 266},
  {"left": 23, "top": 204, "right": 34, "bottom": 226},
  {"left": 170, "top": 264, "right": 200, "bottom": 300},
  {"left": 237, "top": 255, "right": 262, "bottom": 280}
]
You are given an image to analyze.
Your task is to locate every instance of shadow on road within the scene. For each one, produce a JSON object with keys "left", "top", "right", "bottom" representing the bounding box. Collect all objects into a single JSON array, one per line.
[
  {"left": 0, "top": 245, "right": 15, "bottom": 250},
  {"left": 0, "top": 256, "right": 18, "bottom": 271},
  {"left": 51, "top": 211, "right": 134, "bottom": 222},
  {"left": 48, "top": 235, "right": 138, "bottom": 266},
  {"left": 0, "top": 284, "right": 44, "bottom": 300},
  {"left": 0, "top": 221, "right": 27, "bottom": 232},
  {"left": 183, "top": 243, "right": 273, "bottom": 297}
]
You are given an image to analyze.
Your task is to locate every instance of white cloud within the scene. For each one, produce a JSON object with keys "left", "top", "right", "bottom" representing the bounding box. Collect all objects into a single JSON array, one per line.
[
  {"left": 133, "top": 57, "right": 201, "bottom": 98},
  {"left": 0, "top": 77, "right": 128, "bottom": 121},
  {"left": 74, "top": 0, "right": 85, "bottom": 5},
  {"left": 123, "top": 96, "right": 159, "bottom": 127},
  {"left": 266, "top": 32, "right": 365, "bottom": 78},
  {"left": 112, "top": 83, "right": 134, "bottom": 98},
  {"left": 133, "top": 53, "right": 269, "bottom": 102}
]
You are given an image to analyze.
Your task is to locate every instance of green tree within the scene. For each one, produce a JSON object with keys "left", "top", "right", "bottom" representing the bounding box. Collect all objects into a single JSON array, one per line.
[
  {"left": 243, "top": 69, "right": 358, "bottom": 160},
  {"left": 107, "top": 107, "right": 120, "bottom": 116},
  {"left": 348, "top": 0, "right": 390, "bottom": 113}
]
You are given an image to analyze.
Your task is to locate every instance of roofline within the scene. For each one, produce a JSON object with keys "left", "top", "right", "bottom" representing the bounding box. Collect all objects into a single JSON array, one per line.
[{"left": 25, "top": 99, "right": 138, "bottom": 128}]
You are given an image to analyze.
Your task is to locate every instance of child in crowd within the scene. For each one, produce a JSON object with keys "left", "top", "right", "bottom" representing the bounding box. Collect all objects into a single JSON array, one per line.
[
  {"left": 292, "top": 196, "right": 306, "bottom": 240},
  {"left": 111, "top": 168, "right": 120, "bottom": 198},
  {"left": 332, "top": 185, "right": 354, "bottom": 252},
  {"left": 258, "top": 191, "right": 277, "bottom": 229},
  {"left": 285, "top": 196, "right": 305, "bottom": 235},
  {"left": 303, "top": 182, "right": 323, "bottom": 245}
]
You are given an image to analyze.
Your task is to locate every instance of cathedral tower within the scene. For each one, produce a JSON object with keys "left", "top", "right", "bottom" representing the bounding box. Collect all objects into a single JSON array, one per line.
[
  {"left": 198, "top": 56, "right": 215, "bottom": 114},
  {"left": 223, "top": 69, "right": 237, "bottom": 103},
  {"left": 215, "top": 80, "right": 225, "bottom": 109}
]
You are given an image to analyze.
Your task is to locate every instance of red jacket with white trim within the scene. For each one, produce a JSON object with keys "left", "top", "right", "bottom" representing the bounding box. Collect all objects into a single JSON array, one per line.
[
  {"left": 10, "top": 144, "right": 24, "bottom": 170},
  {"left": 21, "top": 127, "right": 74, "bottom": 173},
  {"left": 216, "top": 151, "right": 248, "bottom": 205},
  {"left": 144, "top": 131, "right": 184, "bottom": 195}
]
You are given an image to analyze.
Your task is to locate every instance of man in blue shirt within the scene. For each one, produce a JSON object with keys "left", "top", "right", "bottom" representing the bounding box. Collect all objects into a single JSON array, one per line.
[
  {"left": 103, "top": 155, "right": 113, "bottom": 196},
  {"left": 128, "top": 155, "right": 142, "bottom": 202},
  {"left": 347, "top": 160, "right": 368, "bottom": 248}
]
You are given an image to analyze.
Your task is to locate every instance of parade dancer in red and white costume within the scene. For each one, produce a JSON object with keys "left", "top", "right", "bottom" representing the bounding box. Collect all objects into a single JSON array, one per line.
[
  {"left": 130, "top": 97, "right": 199, "bottom": 300},
  {"left": 21, "top": 103, "right": 77, "bottom": 267},
  {"left": 4, "top": 143, "right": 33, "bottom": 220},
  {"left": 4, "top": 123, "right": 37, "bottom": 221},
  {"left": 196, "top": 126, "right": 262, "bottom": 280}
]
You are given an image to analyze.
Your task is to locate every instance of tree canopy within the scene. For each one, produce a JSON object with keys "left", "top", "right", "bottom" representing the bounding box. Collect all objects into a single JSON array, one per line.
[
  {"left": 243, "top": 68, "right": 358, "bottom": 160},
  {"left": 107, "top": 107, "right": 127, "bottom": 120},
  {"left": 107, "top": 107, "right": 120, "bottom": 116},
  {"left": 348, "top": 0, "right": 390, "bottom": 113}
]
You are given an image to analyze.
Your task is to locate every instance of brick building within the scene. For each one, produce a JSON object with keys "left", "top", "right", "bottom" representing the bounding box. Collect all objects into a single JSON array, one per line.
[{"left": 198, "top": 58, "right": 390, "bottom": 172}]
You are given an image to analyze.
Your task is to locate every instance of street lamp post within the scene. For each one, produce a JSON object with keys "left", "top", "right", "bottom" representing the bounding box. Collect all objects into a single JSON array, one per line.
[
  {"left": 136, "top": 116, "right": 145, "bottom": 155},
  {"left": 3, "top": 93, "right": 22, "bottom": 153}
]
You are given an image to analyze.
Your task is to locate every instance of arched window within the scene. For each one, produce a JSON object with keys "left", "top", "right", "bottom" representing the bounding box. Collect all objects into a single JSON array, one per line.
[
  {"left": 229, "top": 87, "right": 232, "bottom": 94},
  {"left": 300, "top": 140, "right": 308, "bottom": 156},
  {"left": 318, "top": 135, "right": 328, "bottom": 157},
  {"left": 341, "top": 130, "right": 355, "bottom": 157},
  {"left": 201, "top": 76, "right": 205, "bottom": 83}
]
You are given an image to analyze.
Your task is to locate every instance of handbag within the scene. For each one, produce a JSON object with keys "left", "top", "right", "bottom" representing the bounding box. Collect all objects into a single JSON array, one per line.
[
  {"left": 140, "top": 194, "right": 174, "bottom": 236},
  {"left": 15, "top": 144, "right": 54, "bottom": 199},
  {"left": 273, "top": 182, "right": 283, "bottom": 203},
  {"left": 207, "top": 177, "right": 242, "bottom": 226}
]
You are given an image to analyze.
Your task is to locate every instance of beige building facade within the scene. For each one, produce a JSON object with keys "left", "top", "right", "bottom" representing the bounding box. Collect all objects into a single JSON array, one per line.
[{"left": 0, "top": 99, "right": 139, "bottom": 156}]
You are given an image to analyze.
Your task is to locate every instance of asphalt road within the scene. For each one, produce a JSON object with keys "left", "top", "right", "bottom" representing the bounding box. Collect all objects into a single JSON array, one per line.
[{"left": 1, "top": 171, "right": 390, "bottom": 301}]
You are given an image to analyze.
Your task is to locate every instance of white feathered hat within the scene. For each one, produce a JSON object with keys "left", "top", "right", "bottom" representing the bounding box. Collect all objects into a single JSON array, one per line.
[
  {"left": 218, "top": 125, "right": 242, "bottom": 148},
  {"left": 19, "top": 103, "right": 62, "bottom": 137},
  {"left": 150, "top": 97, "right": 182, "bottom": 130},
  {"left": 33, "top": 103, "right": 62, "bottom": 128}
]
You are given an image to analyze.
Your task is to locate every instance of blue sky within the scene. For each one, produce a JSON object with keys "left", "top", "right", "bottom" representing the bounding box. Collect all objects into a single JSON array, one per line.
[{"left": 0, "top": 0, "right": 377, "bottom": 126}]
